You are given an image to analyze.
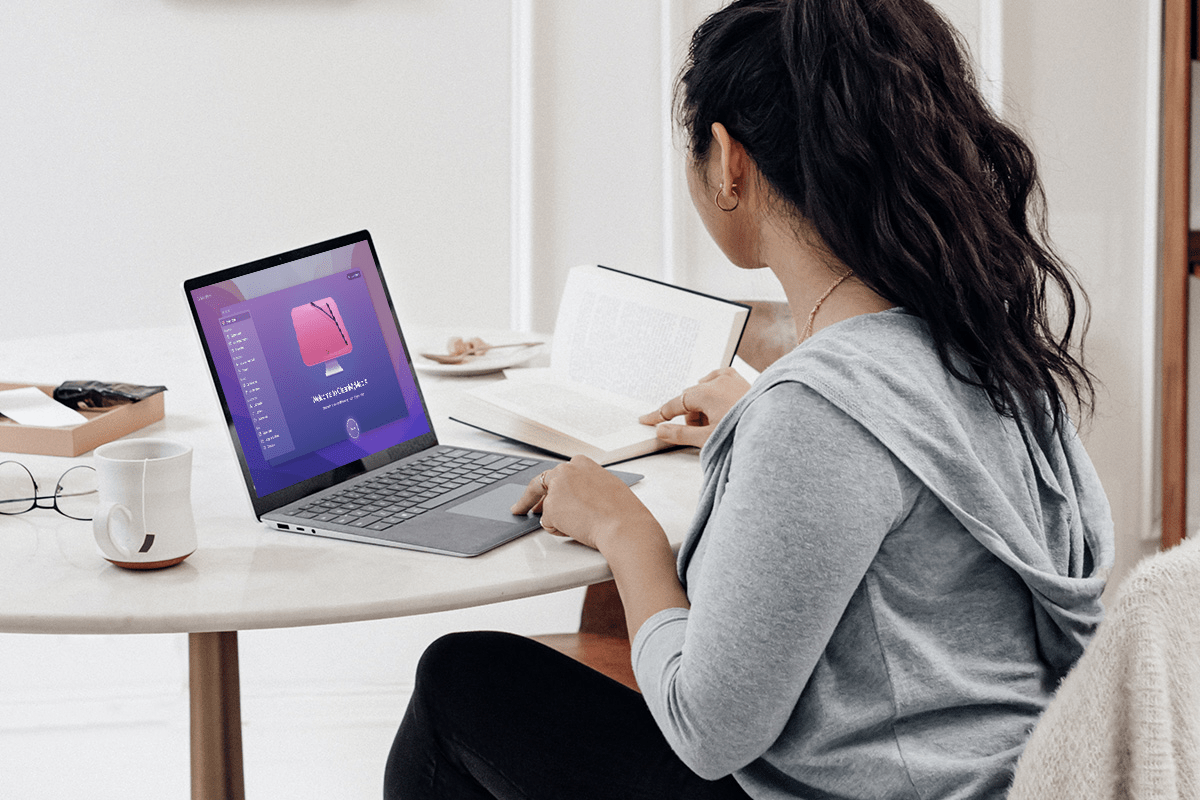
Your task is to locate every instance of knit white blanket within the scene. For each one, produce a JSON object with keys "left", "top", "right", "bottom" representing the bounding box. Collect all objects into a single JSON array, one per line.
[{"left": 1007, "top": 536, "right": 1200, "bottom": 799}]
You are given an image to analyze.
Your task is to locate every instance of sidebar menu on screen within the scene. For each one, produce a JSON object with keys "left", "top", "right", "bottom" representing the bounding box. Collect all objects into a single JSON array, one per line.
[{"left": 220, "top": 311, "right": 297, "bottom": 461}]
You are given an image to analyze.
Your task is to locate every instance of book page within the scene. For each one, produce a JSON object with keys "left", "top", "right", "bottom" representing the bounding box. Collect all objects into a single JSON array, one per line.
[
  {"left": 551, "top": 266, "right": 747, "bottom": 406},
  {"left": 476, "top": 374, "right": 652, "bottom": 451}
]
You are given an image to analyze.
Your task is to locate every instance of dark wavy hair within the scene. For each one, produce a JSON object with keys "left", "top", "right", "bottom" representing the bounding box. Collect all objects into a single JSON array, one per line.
[{"left": 677, "top": 0, "right": 1094, "bottom": 424}]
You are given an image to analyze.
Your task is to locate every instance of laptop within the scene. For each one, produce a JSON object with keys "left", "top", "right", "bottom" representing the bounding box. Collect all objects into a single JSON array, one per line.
[{"left": 184, "top": 230, "right": 638, "bottom": 557}]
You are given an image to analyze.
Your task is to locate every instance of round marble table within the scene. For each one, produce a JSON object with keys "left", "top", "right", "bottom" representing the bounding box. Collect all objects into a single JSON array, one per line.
[{"left": 0, "top": 325, "right": 703, "bottom": 800}]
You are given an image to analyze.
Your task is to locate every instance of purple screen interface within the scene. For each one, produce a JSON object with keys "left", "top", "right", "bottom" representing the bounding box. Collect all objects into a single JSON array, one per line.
[{"left": 190, "top": 240, "right": 431, "bottom": 497}]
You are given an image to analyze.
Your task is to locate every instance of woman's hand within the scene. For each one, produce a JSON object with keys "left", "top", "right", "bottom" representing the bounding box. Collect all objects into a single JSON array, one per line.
[
  {"left": 639, "top": 367, "right": 751, "bottom": 448},
  {"left": 510, "top": 455, "right": 663, "bottom": 553},
  {"left": 511, "top": 455, "right": 688, "bottom": 640}
]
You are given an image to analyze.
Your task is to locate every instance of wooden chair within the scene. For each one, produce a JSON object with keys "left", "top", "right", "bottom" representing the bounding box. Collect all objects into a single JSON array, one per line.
[
  {"left": 533, "top": 579, "right": 638, "bottom": 690},
  {"left": 733, "top": 299, "right": 795, "bottom": 373},
  {"left": 532, "top": 300, "right": 795, "bottom": 691}
]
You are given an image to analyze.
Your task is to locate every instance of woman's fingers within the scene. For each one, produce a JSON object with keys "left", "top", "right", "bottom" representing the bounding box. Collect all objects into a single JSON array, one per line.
[
  {"left": 510, "top": 470, "right": 549, "bottom": 515},
  {"left": 639, "top": 385, "right": 711, "bottom": 426},
  {"left": 510, "top": 470, "right": 567, "bottom": 535},
  {"left": 652, "top": 422, "right": 714, "bottom": 448},
  {"left": 638, "top": 393, "right": 690, "bottom": 426},
  {"left": 639, "top": 368, "right": 751, "bottom": 448}
]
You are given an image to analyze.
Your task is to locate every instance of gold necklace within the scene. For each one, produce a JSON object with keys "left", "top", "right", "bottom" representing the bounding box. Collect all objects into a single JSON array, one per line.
[{"left": 799, "top": 274, "right": 850, "bottom": 342}]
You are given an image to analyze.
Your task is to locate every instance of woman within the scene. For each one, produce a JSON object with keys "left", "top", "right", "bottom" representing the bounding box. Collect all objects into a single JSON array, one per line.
[{"left": 384, "top": 0, "right": 1114, "bottom": 797}]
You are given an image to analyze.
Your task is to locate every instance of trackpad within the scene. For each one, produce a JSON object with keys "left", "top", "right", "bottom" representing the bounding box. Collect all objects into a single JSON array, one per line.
[{"left": 445, "top": 483, "right": 533, "bottom": 524}]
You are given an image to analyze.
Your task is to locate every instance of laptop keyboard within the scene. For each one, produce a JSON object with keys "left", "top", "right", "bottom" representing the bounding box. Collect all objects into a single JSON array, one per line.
[{"left": 290, "top": 449, "right": 542, "bottom": 532}]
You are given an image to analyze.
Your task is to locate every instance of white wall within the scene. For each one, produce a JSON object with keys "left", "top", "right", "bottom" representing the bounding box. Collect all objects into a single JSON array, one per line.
[
  {"left": 1, "top": 0, "right": 515, "bottom": 340},
  {"left": 995, "top": 0, "right": 1161, "bottom": 585},
  {"left": 0, "top": 1, "right": 1163, "bottom": 798}
]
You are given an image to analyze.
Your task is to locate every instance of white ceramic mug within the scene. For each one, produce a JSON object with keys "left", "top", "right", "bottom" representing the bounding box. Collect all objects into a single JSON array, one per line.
[{"left": 92, "top": 438, "right": 196, "bottom": 569}]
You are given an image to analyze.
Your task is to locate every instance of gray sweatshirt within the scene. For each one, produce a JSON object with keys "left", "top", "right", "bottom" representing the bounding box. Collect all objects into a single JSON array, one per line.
[{"left": 631, "top": 308, "right": 1114, "bottom": 800}]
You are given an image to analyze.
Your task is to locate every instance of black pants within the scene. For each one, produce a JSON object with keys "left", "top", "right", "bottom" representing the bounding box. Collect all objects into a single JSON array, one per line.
[{"left": 384, "top": 630, "right": 753, "bottom": 800}]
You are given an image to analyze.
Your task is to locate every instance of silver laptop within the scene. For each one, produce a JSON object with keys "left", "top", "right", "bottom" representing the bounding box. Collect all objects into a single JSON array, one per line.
[{"left": 184, "top": 230, "right": 637, "bottom": 556}]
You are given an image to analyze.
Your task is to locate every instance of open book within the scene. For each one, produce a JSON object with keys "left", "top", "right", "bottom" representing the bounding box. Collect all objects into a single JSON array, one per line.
[{"left": 450, "top": 265, "right": 750, "bottom": 465}]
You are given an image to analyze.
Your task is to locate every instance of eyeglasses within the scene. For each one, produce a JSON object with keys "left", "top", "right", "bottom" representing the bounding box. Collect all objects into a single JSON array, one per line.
[{"left": 0, "top": 461, "right": 98, "bottom": 521}]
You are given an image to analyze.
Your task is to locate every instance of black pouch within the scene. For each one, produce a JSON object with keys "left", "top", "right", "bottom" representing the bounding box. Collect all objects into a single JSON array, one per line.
[{"left": 53, "top": 381, "right": 167, "bottom": 410}]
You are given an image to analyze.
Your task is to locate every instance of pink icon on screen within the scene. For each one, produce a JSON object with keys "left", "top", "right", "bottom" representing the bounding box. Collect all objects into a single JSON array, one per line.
[{"left": 291, "top": 298, "right": 353, "bottom": 376}]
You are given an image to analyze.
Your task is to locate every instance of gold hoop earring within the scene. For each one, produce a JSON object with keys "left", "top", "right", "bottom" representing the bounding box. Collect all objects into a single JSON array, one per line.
[{"left": 714, "top": 183, "right": 739, "bottom": 212}]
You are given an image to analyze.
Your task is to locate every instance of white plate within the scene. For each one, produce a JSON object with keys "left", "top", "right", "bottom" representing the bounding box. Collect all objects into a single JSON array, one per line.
[{"left": 412, "top": 340, "right": 546, "bottom": 376}]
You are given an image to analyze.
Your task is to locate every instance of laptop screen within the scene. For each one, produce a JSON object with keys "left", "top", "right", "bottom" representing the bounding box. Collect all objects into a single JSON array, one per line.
[{"left": 185, "top": 231, "right": 435, "bottom": 509}]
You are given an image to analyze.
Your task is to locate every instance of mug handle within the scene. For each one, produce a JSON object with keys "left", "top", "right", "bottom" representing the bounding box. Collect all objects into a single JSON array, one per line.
[{"left": 93, "top": 502, "right": 142, "bottom": 560}]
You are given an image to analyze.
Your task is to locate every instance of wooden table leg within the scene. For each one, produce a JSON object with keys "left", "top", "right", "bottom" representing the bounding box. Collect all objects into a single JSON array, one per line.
[{"left": 189, "top": 631, "right": 246, "bottom": 800}]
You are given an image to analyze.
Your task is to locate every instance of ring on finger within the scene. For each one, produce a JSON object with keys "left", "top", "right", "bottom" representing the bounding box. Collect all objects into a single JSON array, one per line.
[
  {"left": 680, "top": 391, "right": 692, "bottom": 415},
  {"left": 538, "top": 471, "right": 550, "bottom": 492}
]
